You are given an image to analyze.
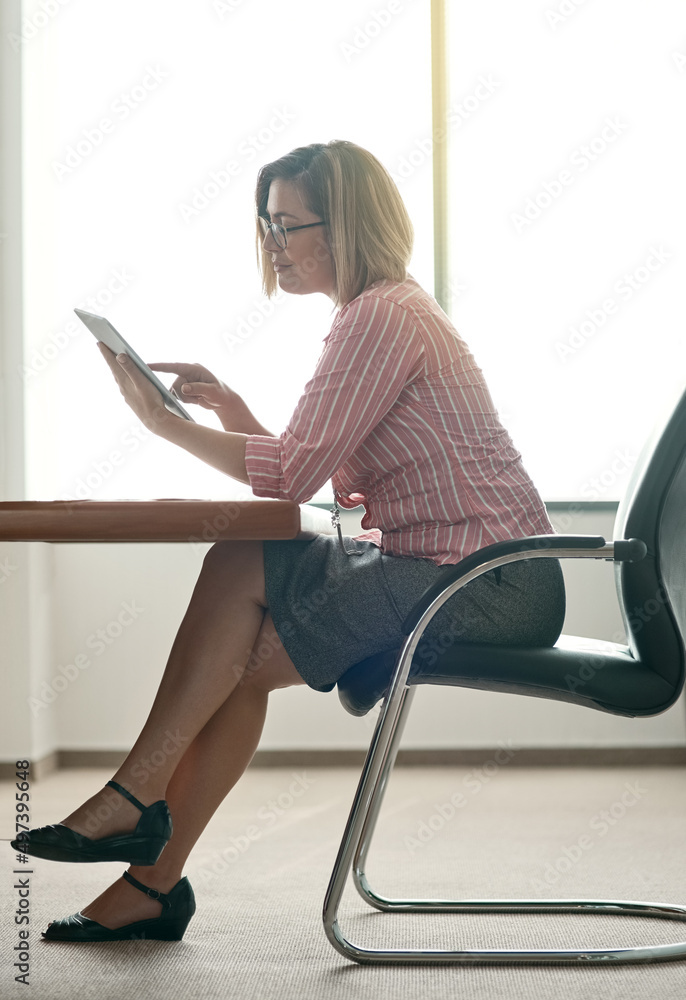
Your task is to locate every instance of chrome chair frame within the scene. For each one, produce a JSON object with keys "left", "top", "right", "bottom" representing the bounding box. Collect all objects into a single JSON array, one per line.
[{"left": 323, "top": 539, "right": 686, "bottom": 965}]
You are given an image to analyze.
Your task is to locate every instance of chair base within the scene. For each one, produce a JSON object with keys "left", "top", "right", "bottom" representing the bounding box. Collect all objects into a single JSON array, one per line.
[
  {"left": 327, "top": 890, "right": 686, "bottom": 965},
  {"left": 323, "top": 683, "right": 686, "bottom": 965}
]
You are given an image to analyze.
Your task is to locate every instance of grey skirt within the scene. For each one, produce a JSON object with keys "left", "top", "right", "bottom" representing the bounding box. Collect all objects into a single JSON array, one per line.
[{"left": 262, "top": 534, "right": 566, "bottom": 693}]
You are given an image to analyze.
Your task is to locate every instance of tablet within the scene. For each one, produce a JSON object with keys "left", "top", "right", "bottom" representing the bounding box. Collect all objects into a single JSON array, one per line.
[{"left": 74, "top": 308, "right": 195, "bottom": 422}]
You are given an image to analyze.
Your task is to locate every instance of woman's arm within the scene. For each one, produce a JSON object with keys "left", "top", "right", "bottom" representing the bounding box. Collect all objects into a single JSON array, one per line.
[
  {"left": 98, "top": 344, "right": 251, "bottom": 484},
  {"left": 245, "top": 295, "right": 424, "bottom": 503},
  {"left": 211, "top": 392, "right": 274, "bottom": 437},
  {"left": 148, "top": 362, "right": 275, "bottom": 436},
  {"left": 156, "top": 419, "right": 250, "bottom": 484}
]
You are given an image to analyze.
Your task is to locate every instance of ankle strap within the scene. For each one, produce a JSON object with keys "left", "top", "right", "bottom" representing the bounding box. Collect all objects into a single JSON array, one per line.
[
  {"left": 107, "top": 779, "right": 147, "bottom": 814},
  {"left": 122, "top": 870, "right": 172, "bottom": 909}
]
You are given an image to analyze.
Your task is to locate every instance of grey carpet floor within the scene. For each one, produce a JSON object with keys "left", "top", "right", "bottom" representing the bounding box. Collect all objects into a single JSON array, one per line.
[{"left": 1, "top": 765, "right": 686, "bottom": 999}]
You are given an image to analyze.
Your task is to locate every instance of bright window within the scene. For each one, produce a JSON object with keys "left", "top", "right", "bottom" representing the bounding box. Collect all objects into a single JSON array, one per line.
[
  {"left": 446, "top": 0, "right": 686, "bottom": 500},
  {"left": 22, "top": 1, "right": 685, "bottom": 505},
  {"left": 22, "top": 0, "right": 432, "bottom": 502}
]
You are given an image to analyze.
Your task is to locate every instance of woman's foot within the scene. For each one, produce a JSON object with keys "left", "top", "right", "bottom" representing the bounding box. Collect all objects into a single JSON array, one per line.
[
  {"left": 59, "top": 783, "right": 161, "bottom": 841},
  {"left": 49, "top": 867, "right": 182, "bottom": 931},
  {"left": 42, "top": 867, "right": 196, "bottom": 940},
  {"left": 12, "top": 780, "right": 173, "bottom": 866}
]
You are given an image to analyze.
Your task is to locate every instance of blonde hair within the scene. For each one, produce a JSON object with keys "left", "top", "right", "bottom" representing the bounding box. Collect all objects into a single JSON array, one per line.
[{"left": 255, "top": 140, "right": 413, "bottom": 308}]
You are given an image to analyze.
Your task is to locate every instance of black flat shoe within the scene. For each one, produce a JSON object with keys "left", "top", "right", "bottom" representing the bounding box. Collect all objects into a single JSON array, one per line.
[
  {"left": 11, "top": 780, "right": 172, "bottom": 866},
  {"left": 42, "top": 870, "right": 195, "bottom": 941}
]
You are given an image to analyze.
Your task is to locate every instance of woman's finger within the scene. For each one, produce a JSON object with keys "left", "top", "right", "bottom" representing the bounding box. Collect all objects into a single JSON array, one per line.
[
  {"left": 97, "top": 342, "right": 128, "bottom": 387},
  {"left": 180, "top": 381, "right": 217, "bottom": 397},
  {"left": 98, "top": 341, "right": 117, "bottom": 365},
  {"left": 168, "top": 377, "right": 188, "bottom": 396},
  {"left": 117, "top": 354, "right": 159, "bottom": 393},
  {"left": 97, "top": 342, "right": 169, "bottom": 429},
  {"left": 101, "top": 344, "right": 158, "bottom": 399},
  {"left": 179, "top": 382, "right": 225, "bottom": 408}
]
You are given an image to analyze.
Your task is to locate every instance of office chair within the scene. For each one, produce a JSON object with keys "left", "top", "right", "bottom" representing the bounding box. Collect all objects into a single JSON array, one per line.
[{"left": 324, "top": 386, "right": 686, "bottom": 965}]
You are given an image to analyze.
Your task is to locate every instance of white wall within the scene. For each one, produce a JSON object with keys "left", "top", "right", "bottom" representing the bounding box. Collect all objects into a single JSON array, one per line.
[
  {"left": 0, "top": 0, "right": 57, "bottom": 768},
  {"left": 13, "top": 503, "right": 682, "bottom": 759}
]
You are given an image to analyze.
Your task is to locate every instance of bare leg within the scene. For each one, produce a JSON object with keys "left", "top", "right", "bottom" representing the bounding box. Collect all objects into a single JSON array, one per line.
[
  {"left": 72, "top": 611, "right": 305, "bottom": 930},
  {"left": 60, "top": 540, "right": 270, "bottom": 839}
]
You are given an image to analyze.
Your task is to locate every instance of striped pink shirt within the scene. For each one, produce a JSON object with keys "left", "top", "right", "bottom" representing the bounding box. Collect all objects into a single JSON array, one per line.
[{"left": 244, "top": 275, "right": 554, "bottom": 566}]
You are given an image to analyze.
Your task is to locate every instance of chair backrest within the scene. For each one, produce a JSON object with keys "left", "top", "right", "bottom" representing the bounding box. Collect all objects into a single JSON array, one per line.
[{"left": 613, "top": 385, "right": 686, "bottom": 702}]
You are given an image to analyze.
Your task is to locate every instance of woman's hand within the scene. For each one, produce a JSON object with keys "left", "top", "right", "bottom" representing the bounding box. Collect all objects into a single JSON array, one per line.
[
  {"left": 98, "top": 343, "right": 174, "bottom": 433},
  {"left": 98, "top": 344, "right": 250, "bottom": 482},
  {"left": 147, "top": 361, "right": 237, "bottom": 413},
  {"left": 148, "top": 361, "right": 274, "bottom": 435}
]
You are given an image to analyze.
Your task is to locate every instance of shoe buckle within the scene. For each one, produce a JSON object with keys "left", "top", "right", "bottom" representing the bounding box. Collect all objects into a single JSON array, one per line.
[{"left": 146, "top": 888, "right": 161, "bottom": 900}]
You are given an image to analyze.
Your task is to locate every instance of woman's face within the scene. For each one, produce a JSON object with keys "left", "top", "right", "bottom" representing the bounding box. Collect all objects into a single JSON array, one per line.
[{"left": 263, "top": 177, "right": 334, "bottom": 300}]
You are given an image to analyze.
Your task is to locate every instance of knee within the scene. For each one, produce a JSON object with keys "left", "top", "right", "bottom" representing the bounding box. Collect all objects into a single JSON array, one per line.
[
  {"left": 238, "top": 642, "right": 304, "bottom": 694},
  {"left": 202, "top": 539, "right": 239, "bottom": 566},
  {"left": 201, "top": 540, "right": 264, "bottom": 593},
  {"left": 204, "top": 538, "right": 263, "bottom": 557},
  {"left": 239, "top": 649, "right": 282, "bottom": 693},
  {"left": 238, "top": 660, "right": 273, "bottom": 694}
]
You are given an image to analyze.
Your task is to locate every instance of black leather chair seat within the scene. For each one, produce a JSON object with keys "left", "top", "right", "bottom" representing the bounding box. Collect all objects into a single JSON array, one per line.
[{"left": 338, "top": 634, "right": 675, "bottom": 719}]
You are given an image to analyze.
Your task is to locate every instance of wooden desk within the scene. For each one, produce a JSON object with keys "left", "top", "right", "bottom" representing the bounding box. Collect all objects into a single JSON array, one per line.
[{"left": 0, "top": 500, "right": 335, "bottom": 543}]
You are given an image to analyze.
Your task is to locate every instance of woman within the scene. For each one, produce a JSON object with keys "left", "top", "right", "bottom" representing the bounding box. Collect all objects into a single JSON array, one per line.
[{"left": 14, "top": 140, "right": 565, "bottom": 941}]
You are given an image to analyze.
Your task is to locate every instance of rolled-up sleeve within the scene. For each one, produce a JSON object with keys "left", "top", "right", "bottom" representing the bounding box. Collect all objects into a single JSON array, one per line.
[{"left": 244, "top": 294, "right": 424, "bottom": 503}]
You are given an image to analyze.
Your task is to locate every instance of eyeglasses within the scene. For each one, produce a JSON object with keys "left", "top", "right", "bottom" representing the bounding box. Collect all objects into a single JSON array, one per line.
[{"left": 259, "top": 217, "right": 326, "bottom": 251}]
